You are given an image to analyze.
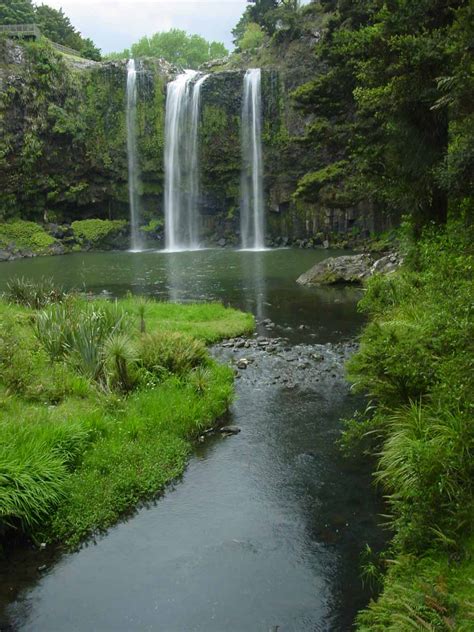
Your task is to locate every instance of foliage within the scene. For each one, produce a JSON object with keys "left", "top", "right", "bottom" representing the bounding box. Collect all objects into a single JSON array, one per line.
[
  {"left": 343, "top": 225, "right": 474, "bottom": 627},
  {"left": 0, "top": 220, "right": 56, "bottom": 253},
  {"left": 0, "top": 0, "right": 34, "bottom": 24},
  {"left": 293, "top": 0, "right": 474, "bottom": 233},
  {"left": 71, "top": 219, "right": 126, "bottom": 245},
  {"left": 0, "top": 293, "right": 254, "bottom": 545},
  {"left": 107, "top": 29, "right": 228, "bottom": 68},
  {"left": 34, "top": 4, "right": 101, "bottom": 60},
  {"left": 357, "top": 540, "right": 474, "bottom": 631},
  {"left": 5, "top": 276, "right": 65, "bottom": 309},
  {"left": 0, "top": 39, "right": 165, "bottom": 222},
  {"left": 0, "top": 1, "right": 101, "bottom": 60},
  {"left": 138, "top": 331, "right": 208, "bottom": 377},
  {"left": 239, "top": 22, "right": 265, "bottom": 52}
]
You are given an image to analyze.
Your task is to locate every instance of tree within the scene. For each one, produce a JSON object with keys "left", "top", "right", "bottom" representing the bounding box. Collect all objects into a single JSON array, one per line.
[
  {"left": 293, "top": 0, "right": 467, "bottom": 231},
  {"left": 233, "top": 0, "right": 301, "bottom": 46},
  {"left": 34, "top": 4, "right": 101, "bottom": 60},
  {"left": 35, "top": 4, "right": 83, "bottom": 50},
  {"left": 239, "top": 22, "right": 265, "bottom": 51},
  {"left": 0, "top": 0, "right": 35, "bottom": 24},
  {"left": 109, "top": 29, "right": 228, "bottom": 69}
]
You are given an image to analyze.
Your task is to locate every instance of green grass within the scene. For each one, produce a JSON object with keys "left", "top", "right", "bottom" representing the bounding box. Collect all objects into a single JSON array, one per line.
[
  {"left": 0, "top": 291, "right": 253, "bottom": 547},
  {"left": 358, "top": 539, "right": 474, "bottom": 631},
  {"left": 119, "top": 298, "right": 255, "bottom": 342}
]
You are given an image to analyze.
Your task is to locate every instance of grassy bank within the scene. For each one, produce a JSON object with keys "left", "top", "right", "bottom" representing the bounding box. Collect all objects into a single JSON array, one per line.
[
  {"left": 343, "top": 224, "right": 473, "bottom": 630},
  {"left": 0, "top": 284, "right": 254, "bottom": 548}
]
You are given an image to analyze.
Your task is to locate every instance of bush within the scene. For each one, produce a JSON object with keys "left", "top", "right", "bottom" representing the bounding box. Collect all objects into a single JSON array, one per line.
[
  {"left": 344, "top": 224, "right": 474, "bottom": 627},
  {"left": 71, "top": 219, "right": 127, "bottom": 246},
  {"left": 0, "top": 220, "right": 56, "bottom": 254},
  {"left": 239, "top": 22, "right": 265, "bottom": 51}
]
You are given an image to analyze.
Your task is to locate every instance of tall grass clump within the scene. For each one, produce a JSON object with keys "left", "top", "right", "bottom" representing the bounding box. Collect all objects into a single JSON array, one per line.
[
  {"left": 137, "top": 331, "right": 208, "bottom": 376},
  {"left": 6, "top": 276, "right": 66, "bottom": 309},
  {"left": 343, "top": 223, "right": 474, "bottom": 629},
  {"left": 35, "top": 299, "right": 129, "bottom": 386}
]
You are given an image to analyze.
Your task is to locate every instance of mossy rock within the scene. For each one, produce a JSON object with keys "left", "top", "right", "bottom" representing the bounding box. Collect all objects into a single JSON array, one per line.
[
  {"left": 0, "top": 221, "right": 57, "bottom": 254},
  {"left": 71, "top": 219, "right": 128, "bottom": 248}
]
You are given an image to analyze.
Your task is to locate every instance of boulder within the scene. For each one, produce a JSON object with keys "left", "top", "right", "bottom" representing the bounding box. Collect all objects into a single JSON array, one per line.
[
  {"left": 369, "top": 253, "right": 403, "bottom": 276},
  {"left": 297, "top": 254, "right": 373, "bottom": 286}
]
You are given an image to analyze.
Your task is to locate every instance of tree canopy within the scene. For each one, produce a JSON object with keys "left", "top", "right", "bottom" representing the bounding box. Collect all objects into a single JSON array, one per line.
[
  {"left": 108, "top": 29, "right": 228, "bottom": 69},
  {"left": 233, "top": 0, "right": 301, "bottom": 45},
  {"left": 292, "top": 0, "right": 473, "bottom": 232}
]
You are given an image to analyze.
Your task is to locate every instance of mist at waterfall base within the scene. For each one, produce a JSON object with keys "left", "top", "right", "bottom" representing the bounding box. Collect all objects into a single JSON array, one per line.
[
  {"left": 240, "top": 69, "right": 266, "bottom": 251},
  {"left": 126, "top": 59, "right": 143, "bottom": 253},
  {"left": 164, "top": 70, "right": 208, "bottom": 252}
]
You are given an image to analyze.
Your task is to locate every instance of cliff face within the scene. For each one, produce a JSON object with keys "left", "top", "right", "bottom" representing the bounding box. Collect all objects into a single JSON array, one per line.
[
  {"left": 0, "top": 39, "right": 171, "bottom": 225},
  {"left": 0, "top": 22, "right": 392, "bottom": 247}
]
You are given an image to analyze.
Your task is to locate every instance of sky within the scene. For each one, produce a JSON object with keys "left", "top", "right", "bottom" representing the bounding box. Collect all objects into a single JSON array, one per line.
[{"left": 42, "top": 0, "right": 251, "bottom": 53}]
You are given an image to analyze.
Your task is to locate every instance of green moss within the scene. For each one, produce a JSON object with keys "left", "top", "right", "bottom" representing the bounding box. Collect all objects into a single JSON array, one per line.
[
  {"left": 0, "top": 220, "right": 56, "bottom": 253},
  {"left": 71, "top": 219, "right": 127, "bottom": 244}
]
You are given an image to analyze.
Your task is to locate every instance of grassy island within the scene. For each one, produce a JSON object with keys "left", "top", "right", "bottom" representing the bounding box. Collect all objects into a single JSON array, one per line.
[{"left": 0, "top": 280, "right": 254, "bottom": 548}]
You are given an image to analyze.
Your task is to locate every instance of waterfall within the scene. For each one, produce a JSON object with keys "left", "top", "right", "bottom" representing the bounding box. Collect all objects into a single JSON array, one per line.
[
  {"left": 240, "top": 68, "right": 265, "bottom": 250},
  {"left": 164, "top": 71, "right": 208, "bottom": 251},
  {"left": 126, "top": 59, "right": 142, "bottom": 252}
]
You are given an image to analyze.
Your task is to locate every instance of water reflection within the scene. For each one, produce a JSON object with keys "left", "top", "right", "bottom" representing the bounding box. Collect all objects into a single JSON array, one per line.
[{"left": 240, "top": 250, "right": 268, "bottom": 321}]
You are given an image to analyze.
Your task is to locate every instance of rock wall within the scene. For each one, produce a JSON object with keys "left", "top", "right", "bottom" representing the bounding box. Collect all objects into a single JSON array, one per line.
[
  {"left": 0, "top": 33, "right": 395, "bottom": 246},
  {"left": 0, "top": 38, "right": 171, "bottom": 226}
]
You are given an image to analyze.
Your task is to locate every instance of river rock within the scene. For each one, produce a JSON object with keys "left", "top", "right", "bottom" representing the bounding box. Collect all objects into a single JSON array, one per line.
[
  {"left": 219, "top": 426, "right": 241, "bottom": 435},
  {"left": 237, "top": 358, "right": 250, "bottom": 369},
  {"left": 296, "top": 254, "right": 373, "bottom": 286}
]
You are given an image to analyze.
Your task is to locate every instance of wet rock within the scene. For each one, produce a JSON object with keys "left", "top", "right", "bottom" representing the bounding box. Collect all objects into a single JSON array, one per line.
[
  {"left": 237, "top": 358, "right": 250, "bottom": 369},
  {"left": 297, "top": 254, "right": 373, "bottom": 286},
  {"left": 0, "top": 249, "right": 12, "bottom": 262},
  {"left": 219, "top": 426, "right": 241, "bottom": 435},
  {"left": 370, "top": 252, "right": 403, "bottom": 275}
]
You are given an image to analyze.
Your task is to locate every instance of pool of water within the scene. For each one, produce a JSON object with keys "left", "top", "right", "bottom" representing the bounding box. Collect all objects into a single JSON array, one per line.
[{"left": 0, "top": 249, "right": 385, "bottom": 631}]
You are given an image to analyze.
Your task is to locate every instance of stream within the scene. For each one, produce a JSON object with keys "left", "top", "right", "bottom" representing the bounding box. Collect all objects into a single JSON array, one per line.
[{"left": 0, "top": 249, "right": 385, "bottom": 631}]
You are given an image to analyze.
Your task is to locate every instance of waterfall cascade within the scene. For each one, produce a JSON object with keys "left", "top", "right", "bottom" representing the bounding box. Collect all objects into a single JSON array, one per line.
[
  {"left": 164, "top": 70, "right": 208, "bottom": 251},
  {"left": 240, "top": 68, "right": 265, "bottom": 250},
  {"left": 126, "top": 59, "right": 142, "bottom": 252}
]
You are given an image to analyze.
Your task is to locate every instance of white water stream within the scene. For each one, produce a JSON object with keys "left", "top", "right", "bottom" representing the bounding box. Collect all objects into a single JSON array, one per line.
[
  {"left": 164, "top": 71, "right": 208, "bottom": 251},
  {"left": 241, "top": 68, "right": 265, "bottom": 250},
  {"left": 126, "top": 59, "right": 143, "bottom": 252}
]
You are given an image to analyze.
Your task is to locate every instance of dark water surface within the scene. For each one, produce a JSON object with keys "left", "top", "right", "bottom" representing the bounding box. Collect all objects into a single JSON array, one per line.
[{"left": 0, "top": 249, "right": 384, "bottom": 631}]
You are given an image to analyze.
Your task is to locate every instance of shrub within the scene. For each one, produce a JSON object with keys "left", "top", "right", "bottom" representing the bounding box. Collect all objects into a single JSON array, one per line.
[
  {"left": 71, "top": 219, "right": 127, "bottom": 245},
  {"left": 345, "top": 224, "right": 474, "bottom": 549},
  {"left": 239, "top": 22, "right": 265, "bottom": 51},
  {"left": 137, "top": 331, "right": 208, "bottom": 376},
  {"left": 0, "top": 220, "right": 56, "bottom": 254},
  {"left": 103, "top": 332, "right": 137, "bottom": 393}
]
